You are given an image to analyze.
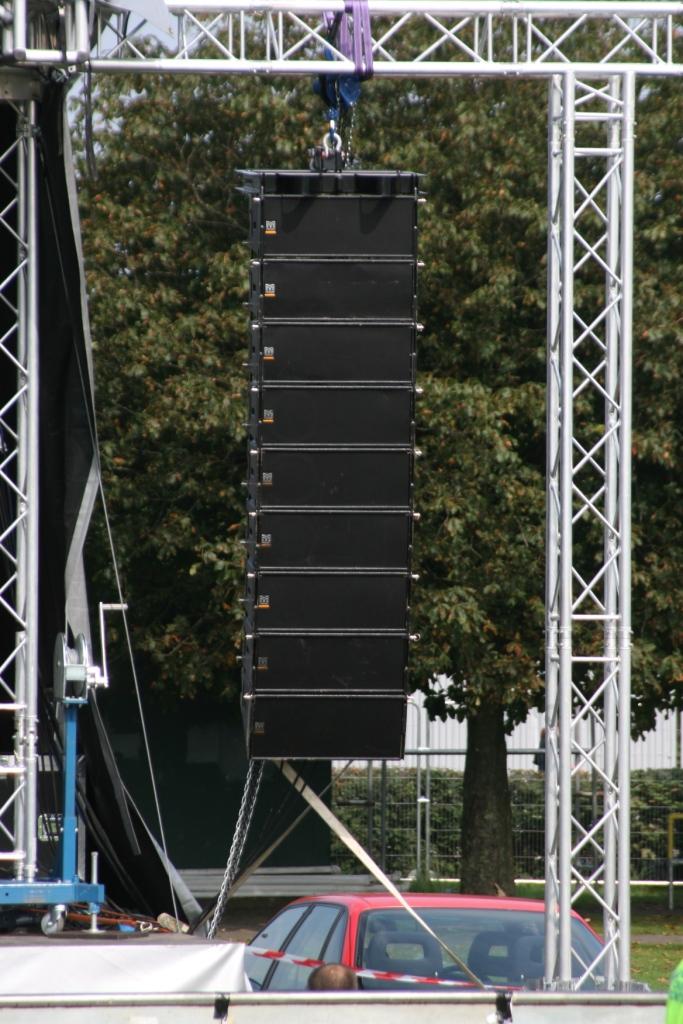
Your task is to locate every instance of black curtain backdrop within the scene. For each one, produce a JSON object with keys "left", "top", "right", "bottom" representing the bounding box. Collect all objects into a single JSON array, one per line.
[
  {"left": 0, "top": 88, "right": 331, "bottom": 920},
  {"left": 0, "top": 84, "right": 195, "bottom": 919}
]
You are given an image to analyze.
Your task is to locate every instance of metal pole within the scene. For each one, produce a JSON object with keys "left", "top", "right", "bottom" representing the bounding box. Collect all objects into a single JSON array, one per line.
[
  {"left": 415, "top": 700, "right": 422, "bottom": 878},
  {"left": 380, "top": 760, "right": 387, "bottom": 872},
  {"left": 87, "top": 57, "right": 683, "bottom": 78},
  {"left": 590, "top": 713, "right": 598, "bottom": 857},
  {"left": 617, "top": 69, "right": 635, "bottom": 988},
  {"left": 13, "top": 0, "right": 26, "bottom": 57},
  {"left": 602, "top": 73, "right": 622, "bottom": 988},
  {"left": 425, "top": 716, "right": 431, "bottom": 880},
  {"left": 558, "top": 68, "right": 576, "bottom": 986},
  {"left": 367, "top": 761, "right": 374, "bottom": 860},
  {"left": 14, "top": 101, "right": 29, "bottom": 881},
  {"left": 24, "top": 99, "right": 39, "bottom": 883},
  {"left": 60, "top": 706, "right": 79, "bottom": 882},
  {"left": 544, "top": 72, "right": 562, "bottom": 988},
  {"left": 168, "top": 2, "right": 683, "bottom": 14},
  {"left": 74, "top": 0, "right": 91, "bottom": 59}
]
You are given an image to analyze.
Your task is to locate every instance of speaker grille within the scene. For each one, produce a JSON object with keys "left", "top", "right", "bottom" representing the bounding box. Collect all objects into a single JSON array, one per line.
[
  {"left": 240, "top": 170, "right": 421, "bottom": 760},
  {"left": 254, "top": 323, "right": 414, "bottom": 383}
]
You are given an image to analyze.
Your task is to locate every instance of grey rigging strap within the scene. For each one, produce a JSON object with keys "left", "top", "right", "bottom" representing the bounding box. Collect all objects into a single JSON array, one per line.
[{"left": 278, "top": 760, "right": 484, "bottom": 989}]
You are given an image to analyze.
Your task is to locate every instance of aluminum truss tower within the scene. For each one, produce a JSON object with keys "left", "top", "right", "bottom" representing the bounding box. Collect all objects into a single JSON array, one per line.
[
  {"left": 545, "top": 70, "right": 637, "bottom": 990},
  {"left": 0, "top": 73, "right": 105, "bottom": 924},
  {"left": 0, "top": 82, "right": 41, "bottom": 886},
  {"left": 1, "top": 0, "right": 681, "bottom": 983}
]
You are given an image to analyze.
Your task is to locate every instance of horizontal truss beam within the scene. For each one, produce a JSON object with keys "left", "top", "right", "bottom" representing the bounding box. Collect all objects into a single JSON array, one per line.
[{"left": 4, "top": 0, "right": 683, "bottom": 76}]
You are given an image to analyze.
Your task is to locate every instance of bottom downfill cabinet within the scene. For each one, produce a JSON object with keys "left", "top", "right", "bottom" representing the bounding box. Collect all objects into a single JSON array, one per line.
[{"left": 243, "top": 693, "right": 407, "bottom": 759}]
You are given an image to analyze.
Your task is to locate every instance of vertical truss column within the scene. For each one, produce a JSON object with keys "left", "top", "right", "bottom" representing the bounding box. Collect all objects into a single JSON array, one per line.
[
  {"left": 617, "top": 71, "right": 635, "bottom": 988},
  {"left": 0, "top": 96, "right": 40, "bottom": 882},
  {"left": 544, "top": 69, "right": 636, "bottom": 990},
  {"left": 544, "top": 72, "right": 562, "bottom": 989}
]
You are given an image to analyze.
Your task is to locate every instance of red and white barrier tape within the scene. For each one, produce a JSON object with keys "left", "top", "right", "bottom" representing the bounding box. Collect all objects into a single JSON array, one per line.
[{"left": 248, "top": 945, "right": 477, "bottom": 988}]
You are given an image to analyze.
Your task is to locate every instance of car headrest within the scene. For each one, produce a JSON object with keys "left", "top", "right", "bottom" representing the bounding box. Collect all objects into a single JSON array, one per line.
[
  {"left": 365, "top": 929, "right": 442, "bottom": 977},
  {"left": 467, "top": 930, "right": 514, "bottom": 980}
]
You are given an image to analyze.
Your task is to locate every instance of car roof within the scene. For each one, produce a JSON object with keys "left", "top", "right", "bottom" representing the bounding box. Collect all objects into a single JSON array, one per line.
[{"left": 289, "top": 892, "right": 547, "bottom": 912}]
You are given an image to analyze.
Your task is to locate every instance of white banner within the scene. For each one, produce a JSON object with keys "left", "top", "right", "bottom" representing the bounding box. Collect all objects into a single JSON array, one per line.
[{"left": 0, "top": 937, "right": 249, "bottom": 995}]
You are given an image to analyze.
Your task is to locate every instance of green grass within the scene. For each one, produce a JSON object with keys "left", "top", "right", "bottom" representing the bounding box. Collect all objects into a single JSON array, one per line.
[
  {"left": 632, "top": 944, "right": 683, "bottom": 992},
  {"left": 413, "top": 879, "right": 683, "bottom": 929}
]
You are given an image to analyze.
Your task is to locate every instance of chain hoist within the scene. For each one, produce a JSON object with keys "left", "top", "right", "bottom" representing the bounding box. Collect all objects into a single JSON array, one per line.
[{"left": 309, "top": 1, "right": 372, "bottom": 170}]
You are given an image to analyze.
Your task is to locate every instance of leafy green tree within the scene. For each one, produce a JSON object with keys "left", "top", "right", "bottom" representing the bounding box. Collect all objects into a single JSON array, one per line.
[
  {"left": 77, "top": 70, "right": 320, "bottom": 695},
  {"left": 628, "top": 78, "right": 683, "bottom": 732},
  {"left": 355, "top": 72, "right": 682, "bottom": 891},
  {"left": 76, "top": 57, "right": 682, "bottom": 894},
  {"left": 359, "top": 76, "right": 549, "bottom": 892}
]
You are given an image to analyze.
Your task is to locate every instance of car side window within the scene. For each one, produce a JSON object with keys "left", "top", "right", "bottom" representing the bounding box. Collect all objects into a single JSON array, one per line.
[
  {"left": 267, "top": 905, "right": 345, "bottom": 991},
  {"left": 321, "top": 911, "right": 346, "bottom": 963},
  {"left": 246, "top": 905, "right": 309, "bottom": 989}
]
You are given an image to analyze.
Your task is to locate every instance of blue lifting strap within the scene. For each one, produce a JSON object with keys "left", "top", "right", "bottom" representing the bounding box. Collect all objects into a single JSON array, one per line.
[{"left": 314, "top": 0, "right": 374, "bottom": 121}]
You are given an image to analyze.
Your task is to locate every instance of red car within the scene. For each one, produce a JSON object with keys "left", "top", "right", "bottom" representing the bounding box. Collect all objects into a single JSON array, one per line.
[{"left": 245, "top": 892, "right": 604, "bottom": 991}]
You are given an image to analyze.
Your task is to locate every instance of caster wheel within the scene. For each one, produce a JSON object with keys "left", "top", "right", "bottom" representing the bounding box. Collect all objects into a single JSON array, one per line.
[{"left": 41, "top": 905, "right": 66, "bottom": 936}]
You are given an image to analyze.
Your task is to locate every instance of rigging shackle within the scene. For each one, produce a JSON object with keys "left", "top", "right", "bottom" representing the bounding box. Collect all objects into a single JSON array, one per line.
[{"left": 322, "top": 123, "right": 343, "bottom": 157}]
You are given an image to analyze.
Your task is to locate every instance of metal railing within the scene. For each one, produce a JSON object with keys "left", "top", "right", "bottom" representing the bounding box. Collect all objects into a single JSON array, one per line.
[{"left": 331, "top": 764, "right": 682, "bottom": 883}]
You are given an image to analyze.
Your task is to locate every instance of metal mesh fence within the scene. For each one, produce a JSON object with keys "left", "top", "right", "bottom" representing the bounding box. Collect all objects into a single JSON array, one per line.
[{"left": 331, "top": 766, "right": 683, "bottom": 882}]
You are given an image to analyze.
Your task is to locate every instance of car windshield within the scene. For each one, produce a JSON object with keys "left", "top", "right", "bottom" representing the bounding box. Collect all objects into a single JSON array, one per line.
[{"left": 357, "top": 907, "right": 603, "bottom": 990}]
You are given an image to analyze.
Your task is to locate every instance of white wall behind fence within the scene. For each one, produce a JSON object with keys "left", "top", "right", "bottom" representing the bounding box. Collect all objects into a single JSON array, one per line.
[{"left": 337, "top": 683, "right": 680, "bottom": 772}]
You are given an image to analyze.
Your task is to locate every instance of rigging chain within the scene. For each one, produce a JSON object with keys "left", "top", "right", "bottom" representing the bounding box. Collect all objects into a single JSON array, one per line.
[{"left": 207, "top": 760, "right": 264, "bottom": 940}]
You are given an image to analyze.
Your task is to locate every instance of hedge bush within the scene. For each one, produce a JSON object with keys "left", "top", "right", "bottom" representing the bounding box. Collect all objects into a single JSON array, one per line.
[{"left": 331, "top": 768, "right": 683, "bottom": 880}]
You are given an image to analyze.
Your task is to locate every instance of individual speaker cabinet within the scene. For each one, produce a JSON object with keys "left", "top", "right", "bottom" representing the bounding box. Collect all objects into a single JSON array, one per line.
[{"left": 239, "top": 170, "right": 422, "bottom": 760}]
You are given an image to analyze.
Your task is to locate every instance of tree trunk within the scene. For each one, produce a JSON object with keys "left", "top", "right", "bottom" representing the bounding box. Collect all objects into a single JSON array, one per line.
[{"left": 460, "top": 703, "right": 516, "bottom": 895}]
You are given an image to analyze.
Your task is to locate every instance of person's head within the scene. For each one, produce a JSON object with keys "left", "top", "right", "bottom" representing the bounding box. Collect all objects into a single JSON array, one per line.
[{"left": 307, "top": 963, "right": 359, "bottom": 991}]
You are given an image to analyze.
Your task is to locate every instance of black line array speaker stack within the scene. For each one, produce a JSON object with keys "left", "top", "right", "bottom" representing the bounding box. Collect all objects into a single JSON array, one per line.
[{"left": 240, "top": 170, "right": 421, "bottom": 760}]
